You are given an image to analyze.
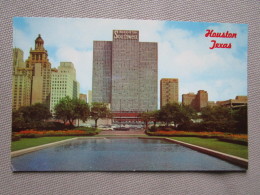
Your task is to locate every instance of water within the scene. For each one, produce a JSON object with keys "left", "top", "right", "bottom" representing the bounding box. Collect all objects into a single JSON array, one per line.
[{"left": 11, "top": 138, "right": 245, "bottom": 171}]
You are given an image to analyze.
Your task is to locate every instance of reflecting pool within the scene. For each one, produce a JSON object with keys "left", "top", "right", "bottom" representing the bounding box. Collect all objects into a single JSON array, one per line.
[{"left": 11, "top": 138, "right": 245, "bottom": 171}]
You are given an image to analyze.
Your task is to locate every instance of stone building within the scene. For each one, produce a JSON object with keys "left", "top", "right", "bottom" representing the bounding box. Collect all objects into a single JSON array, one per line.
[
  {"left": 25, "top": 34, "right": 52, "bottom": 107},
  {"left": 92, "top": 30, "right": 158, "bottom": 113},
  {"left": 79, "top": 93, "right": 87, "bottom": 103},
  {"left": 182, "top": 92, "right": 197, "bottom": 109},
  {"left": 216, "top": 96, "right": 247, "bottom": 109},
  {"left": 182, "top": 90, "right": 208, "bottom": 111},
  {"left": 88, "top": 90, "right": 92, "bottom": 104},
  {"left": 12, "top": 48, "right": 32, "bottom": 110},
  {"left": 160, "top": 78, "right": 179, "bottom": 108}
]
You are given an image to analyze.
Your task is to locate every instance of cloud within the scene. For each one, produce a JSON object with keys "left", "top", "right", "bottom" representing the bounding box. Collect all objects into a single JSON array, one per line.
[
  {"left": 55, "top": 47, "right": 93, "bottom": 94},
  {"left": 157, "top": 22, "right": 247, "bottom": 101}
]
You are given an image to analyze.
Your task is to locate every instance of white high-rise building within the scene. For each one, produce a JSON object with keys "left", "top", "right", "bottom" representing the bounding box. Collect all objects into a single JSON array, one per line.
[{"left": 50, "top": 62, "right": 80, "bottom": 113}]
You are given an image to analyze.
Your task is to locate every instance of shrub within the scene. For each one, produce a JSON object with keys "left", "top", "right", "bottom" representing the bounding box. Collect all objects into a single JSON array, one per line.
[
  {"left": 12, "top": 134, "right": 21, "bottom": 141},
  {"left": 157, "top": 126, "right": 175, "bottom": 131},
  {"left": 14, "top": 128, "right": 101, "bottom": 137},
  {"left": 149, "top": 126, "right": 157, "bottom": 132},
  {"left": 37, "top": 122, "right": 68, "bottom": 130},
  {"left": 73, "top": 126, "right": 100, "bottom": 133},
  {"left": 20, "top": 133, "right": 41, "bottom": 138}
]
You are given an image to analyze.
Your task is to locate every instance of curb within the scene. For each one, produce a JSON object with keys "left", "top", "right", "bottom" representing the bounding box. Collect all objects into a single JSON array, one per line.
[
  {"left": 164, "top": 138, "right": 248, "bottom": 169},
  {"left": 11, "top": 137, "right": 102, "bottom": 157}
]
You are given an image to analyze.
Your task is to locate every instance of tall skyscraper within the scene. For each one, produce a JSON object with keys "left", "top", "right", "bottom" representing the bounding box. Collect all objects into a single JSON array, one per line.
[
  {"left": 182, "top": 90, "right": 208, "bottom": 111},
  {"left": 160, "top": 78, "right": 179, "bottom": 108},
  {"left": 92, "top": 30, "right": 158, "bottom": 113},
  {"left": 50, "top": 62, "right": 80, "bottom": 113},
  {"left": 12, "top": 48, "right": 32, "bottom": 110},
  {"left": 25, "top": 34, "right": 52, "bottom": 107}
]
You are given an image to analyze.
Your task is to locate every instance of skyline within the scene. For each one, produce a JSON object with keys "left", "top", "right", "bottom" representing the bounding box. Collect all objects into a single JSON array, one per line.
[{"left": 13, "top": 17, "right": 248, "bottom": 103}]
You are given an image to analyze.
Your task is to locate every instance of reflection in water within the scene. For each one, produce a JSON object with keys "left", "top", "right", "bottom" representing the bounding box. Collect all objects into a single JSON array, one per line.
[{"left": 11, "top": 138, "right": 245, "bottom": 171}]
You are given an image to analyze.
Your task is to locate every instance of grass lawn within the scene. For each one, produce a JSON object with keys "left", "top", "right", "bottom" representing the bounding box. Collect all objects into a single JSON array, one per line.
[
  {"left": 11, "top": 136, "right": 78, "bottom": 151},
  {"left": 169, "top": 137, "right": 248, "bottom": 159}
]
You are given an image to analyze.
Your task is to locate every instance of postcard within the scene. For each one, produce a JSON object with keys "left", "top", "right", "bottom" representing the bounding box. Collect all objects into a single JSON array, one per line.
[{"left": 11, "top": 17, "right": 248, "bottom": 171}]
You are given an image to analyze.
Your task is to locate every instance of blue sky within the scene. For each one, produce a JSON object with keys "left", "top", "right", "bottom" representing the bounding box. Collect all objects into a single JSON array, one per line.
[{"left": 13, "top": 17, "right": 248, "bottom": 103}]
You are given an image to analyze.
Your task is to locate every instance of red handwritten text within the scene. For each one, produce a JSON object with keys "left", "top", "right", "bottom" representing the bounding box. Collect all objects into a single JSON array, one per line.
[
  {"left": 205, "top": 29, "right": 237, "bottom": 38},
  {"left": 209, "top": 40, "right": 232, "bottom": 49}
]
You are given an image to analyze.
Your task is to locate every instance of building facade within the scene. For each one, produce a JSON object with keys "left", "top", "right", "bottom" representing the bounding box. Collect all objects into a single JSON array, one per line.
[
  {"left": 88, "top": 90, "right": 92, "bottom": 104},
  {"left": 182, "top": 92, "right": 197, "bottom": 109},
  {"left": 216, "top": 96, "right": 247, "bottom": 109},
  {"left": 92, "top": 30, "right": 158, "bottom": 113},
  {"left": 182, "top": 90, "right": 208, "bottom": 111},
  {"left": 79, "top": 93, "right": 87, "bottom": 103},
  {"left": 12, "top": 48, "right": 32, "bottom": 110},
  {"left": 25, "top": 34, "right": 52, "bottom": 107},
  {"left": 207, "top": 101, "right": 216, "bottom": 107},
  {"left": 50, "top": 62, "right": 80, "bottom": 113},
  {"left": 196, "top": 90, "right": 208, "bottom": 109},
  {"left": 160, "top": 78, "right": 179, "bottom": 108}
]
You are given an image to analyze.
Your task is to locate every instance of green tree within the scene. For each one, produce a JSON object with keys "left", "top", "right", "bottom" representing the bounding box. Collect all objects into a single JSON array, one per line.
[
  {"left": 233, "top": 106, "right": 247, "bottom": 133},
  {"left": 139, "top": 112, "right": 152, "bottom": 129},
  {"left": 12, "top": 103, "right": 52, "bottom": 131},
  {"left": 54, "top": 96, "right": 73, "bottom": 125},
  {"left": 139, "top": 110, "right": 160, "bottom": 129},
  {"left": 19, "top": 103, "right": 52, "bottom": 123},
  {"left": 73, "top": 98, "right": 90, "bottom": 126},
  {"left": 54, "top": 96, "right": 90, "bottom": 127},
  {"left": 158, "top": 103, "right": 193, "bottom": 128},
  {"left": 200, "top": 106, "right": 236, "bottom": 132},
  {"left": 150, "top": 110, "right": 160, "bottom": 127},
  {"left": 12, "top": 109, "right": 26, "bottom": 131},
  {"left": 90, "top": 102, "right": 112, "bottom": 128},
  {"left": 177, "top": 105, "right": 197, "bottom": 129}
]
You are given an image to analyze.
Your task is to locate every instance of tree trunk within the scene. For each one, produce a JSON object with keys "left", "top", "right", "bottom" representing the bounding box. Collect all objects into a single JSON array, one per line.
[
  {"left": 95, "top": 119, "right": 98, "bottom": 128},
  {"left": 69, "top": 119, "right": 74, "bottom": 127}
]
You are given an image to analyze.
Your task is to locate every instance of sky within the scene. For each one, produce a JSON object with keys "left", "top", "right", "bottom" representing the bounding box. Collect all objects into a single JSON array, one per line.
[{"left": 13, "top": 17, "right": 248, "bottom": 103}]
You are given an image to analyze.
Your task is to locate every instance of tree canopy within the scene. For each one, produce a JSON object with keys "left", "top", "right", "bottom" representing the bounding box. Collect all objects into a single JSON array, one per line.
[
  {"left": 139, "top": 110, "right": 160, "bottom": 129},
  {"left": 200, "top": 106, "right": 236, "bottom": 132},
  {"left": 157, "top": 103, "right": 195, "bottom": 127},
  {"left": 232, "top": 106, "right": 247, "bottom": 133},
  {"left": 12, "top": 103, "right": 52, "bottom": 131},
  {"left": 90, "top": 102, "right": 112, "bottom": 128},
  {"left": 54, "top": 96, "right": 90, "bottom": 126}
]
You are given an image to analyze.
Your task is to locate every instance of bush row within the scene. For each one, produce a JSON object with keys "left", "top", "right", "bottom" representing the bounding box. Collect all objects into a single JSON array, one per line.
[
  {"left": 13, "top": 121, "right": 77, "bottom": 132},
  {"left": 149, "top": 121, "right": 247, "bottom": 134},
  {"left": 146, "top": 129, "right": 248, "bottom": 145},
  {"left": 12, "top": 127, "right": 100, "bottom": 141}
]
